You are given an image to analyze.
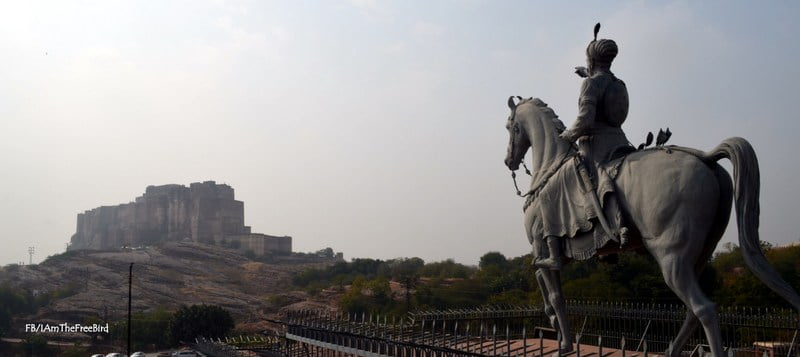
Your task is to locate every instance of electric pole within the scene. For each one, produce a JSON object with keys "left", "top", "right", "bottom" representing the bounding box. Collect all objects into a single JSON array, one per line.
[
  {"left": 28, "top": 247, "right": 34, "bottom": 265},
  {"left": 128, "top": 263, "right": 133, "bottom": 357}
]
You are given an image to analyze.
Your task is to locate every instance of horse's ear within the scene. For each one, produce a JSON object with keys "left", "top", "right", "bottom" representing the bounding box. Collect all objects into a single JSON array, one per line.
[{"left": 508, "top": 96, "right": 517, "bottom": 110}]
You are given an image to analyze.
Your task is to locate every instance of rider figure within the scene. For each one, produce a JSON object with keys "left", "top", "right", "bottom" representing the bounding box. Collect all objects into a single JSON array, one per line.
[{"left": 536, "top": 23, "right": 632, "bottom": 270}]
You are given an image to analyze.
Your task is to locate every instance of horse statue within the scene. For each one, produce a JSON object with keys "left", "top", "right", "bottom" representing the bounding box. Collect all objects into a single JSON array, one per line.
[{"left": 503, "top": 96, "right": 800, "bottom": 357}]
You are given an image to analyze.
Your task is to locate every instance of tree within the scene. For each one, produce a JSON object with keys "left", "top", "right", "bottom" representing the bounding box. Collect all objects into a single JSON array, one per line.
[
  {"left": 479, "top": 252, "right": 508, "bottom": 270},
  {"left": 316, "top": 247, "right": 334, "bottom": 258},
  {"left": 132, "top": 306, "right": 173, "bottom": 349},
  {"left": 417, "top": 259, "right": 475, "bottom": 279},
  {"left": 167, "top": 305, "right": 234, "bottom": 345},
  {"left": 0, "top": 308, "right": 10, "bottom": 338},
  {"left": 389, "top": 257, "right": 425, "bottom": 281},
  {"left": 62, "top": 344, "right": 88, "bottom": 357}
]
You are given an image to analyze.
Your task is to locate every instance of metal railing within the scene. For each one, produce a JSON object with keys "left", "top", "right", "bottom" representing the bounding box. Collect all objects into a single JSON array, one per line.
[{"left": 192, "top": 302, "right": 800, "bottom": 357}]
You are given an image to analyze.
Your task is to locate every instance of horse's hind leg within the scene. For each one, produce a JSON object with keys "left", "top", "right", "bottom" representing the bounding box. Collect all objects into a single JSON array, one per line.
[
  {"left": 657, "top": 251, "right": 724, "bottom": 357},
  {"left": 666, "top": 310, "right": 700, "bottom": 357},
  {"left": 666, "top": 242, "right": 725, "bottom": 357},
  {"left": 666, "top": 165, "right": 733, "bottom": 357}
]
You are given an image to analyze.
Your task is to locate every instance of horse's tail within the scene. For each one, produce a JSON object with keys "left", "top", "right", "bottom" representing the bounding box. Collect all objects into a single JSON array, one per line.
[{"left": 707, "top": 137, "right": 800, "bottom": 310}]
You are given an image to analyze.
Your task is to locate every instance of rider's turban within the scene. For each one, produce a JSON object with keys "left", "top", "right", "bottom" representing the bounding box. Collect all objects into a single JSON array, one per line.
[{"left": 586, "top": 23, "right": 618, "bottom": 65}]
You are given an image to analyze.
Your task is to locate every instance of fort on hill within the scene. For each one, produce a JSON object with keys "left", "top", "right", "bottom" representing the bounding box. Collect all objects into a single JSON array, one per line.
[{"left": 68, "top": 181, "right": 291, "bottom": 256}]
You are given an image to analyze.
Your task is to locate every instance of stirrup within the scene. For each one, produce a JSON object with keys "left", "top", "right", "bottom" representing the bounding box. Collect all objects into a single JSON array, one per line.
[
  {"left": 535, "top": 257, "right": 562, "bottom": 270},
  {"left": 619, "top": 227, "right": 631, "bottom": 247}
]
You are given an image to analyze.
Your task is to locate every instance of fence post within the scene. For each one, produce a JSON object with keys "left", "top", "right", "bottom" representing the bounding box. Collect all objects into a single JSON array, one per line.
[
  {"left": 539, "top": 329, "right": 544, "bottom": 357},
  {"left": 507, "top": 324, "right": 511, "bottom": 357},
  {"left": 418, "top": 319, "right": 424, "bottom": 344},
  {"left": 522, "top": 326, "right": 527, "bottom": 357},
  {"left": 598, "top": 335, "right": 603, "bottom": 357},
  {"left": 400, "top": 318, "right": 406, "bottom": 343},
  {"left": 493, "top": 324, "right": 497, "bottom": 356},
  {"left": 643, "top": 340, "right": 648, "bottom": 357},
  {"left": 576, "top": 333, "right": 581, "bottom": 357},
  {"left": 454, "top": 321, "right": 459, "bottom": 348},
  {"left": 442, "top": 320, "right": 447, "bottom": 347},
  {"left": 557, "top": 331, "right": 562, "bottom": 357},
  {"left": 466, "top": 323, "right": 471, "bottom": 353},
  {"left": 432, "top": 320, "right": 437, "bottom": 346},
  {"left": 480, "top": 323, "right": 485, "bottom": 355},
  {"left": 621, "top": 336, "right": 626, "bottom": 357}
]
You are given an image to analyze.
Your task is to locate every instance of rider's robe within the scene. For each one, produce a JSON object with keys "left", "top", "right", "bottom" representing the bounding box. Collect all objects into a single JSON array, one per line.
[{"left": 526, "top": 156, "right": 622, "bottom": 260}]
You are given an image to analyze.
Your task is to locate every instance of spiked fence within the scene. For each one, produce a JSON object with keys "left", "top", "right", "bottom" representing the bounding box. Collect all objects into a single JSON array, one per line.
[
  {"left": 280, "top": 301, "right": 799, "bottom": 357},
  {"left": 409, "top": 301, "right": 800, "bottom": 353},
  {"left": 194, "top": 301, "right": 800, "bottom": 357}
]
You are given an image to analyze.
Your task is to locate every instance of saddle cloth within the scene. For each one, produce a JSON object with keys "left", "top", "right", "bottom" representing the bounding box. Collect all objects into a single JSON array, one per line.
[{"left": 526, "top": 156, "right": 626, "bottom": 260}]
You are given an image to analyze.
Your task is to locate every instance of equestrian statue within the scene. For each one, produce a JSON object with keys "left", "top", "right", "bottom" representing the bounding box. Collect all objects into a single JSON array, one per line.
[{"left": 503, "top": 23, "right": 800, "bottom": 357}]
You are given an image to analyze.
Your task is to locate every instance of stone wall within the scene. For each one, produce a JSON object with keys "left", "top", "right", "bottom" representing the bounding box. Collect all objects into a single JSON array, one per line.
[
  {"left": 68, "top": 181, "right": 289, "bottom": 255},
  {"left": 224, "top": 234, "right": 292, "bottom": 256}
]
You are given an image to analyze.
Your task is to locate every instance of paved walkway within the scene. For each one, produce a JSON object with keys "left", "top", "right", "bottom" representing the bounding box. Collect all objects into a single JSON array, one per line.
[{"left": 458, "top": 338, "right": 663, "bottom": 357}]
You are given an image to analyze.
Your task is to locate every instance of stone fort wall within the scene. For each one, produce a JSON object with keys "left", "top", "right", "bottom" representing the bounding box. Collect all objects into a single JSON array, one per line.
[{"left": 68, "top": 181, "right": 291, "bottom": 255}]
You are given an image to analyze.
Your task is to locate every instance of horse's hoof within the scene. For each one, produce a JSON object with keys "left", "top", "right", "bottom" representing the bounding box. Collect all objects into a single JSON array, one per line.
[{"left": 550, "top": 347, "right": 574, "bottom": 357}]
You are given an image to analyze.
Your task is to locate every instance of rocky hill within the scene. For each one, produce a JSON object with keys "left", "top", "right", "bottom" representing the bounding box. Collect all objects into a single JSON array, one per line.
[{"left": 0, "top": 242, "right": 339, "bottom": 328}]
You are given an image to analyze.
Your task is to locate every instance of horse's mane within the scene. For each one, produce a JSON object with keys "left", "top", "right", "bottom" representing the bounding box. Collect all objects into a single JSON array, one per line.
[{"left": 518, "top": 97, "right": 566, "bottom": 134}]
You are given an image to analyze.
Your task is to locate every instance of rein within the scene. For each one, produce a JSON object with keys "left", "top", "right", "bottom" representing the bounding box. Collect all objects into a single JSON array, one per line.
[
  {"left": 508, "top": 102, "right": 533, "bottom": 197},
  {"left": 511, "top": 163, "right": 532, "bottom": 197}
]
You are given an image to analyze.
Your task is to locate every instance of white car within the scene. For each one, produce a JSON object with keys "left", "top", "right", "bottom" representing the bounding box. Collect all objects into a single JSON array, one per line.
[
  {"left": 105, "top": 353, "right": 124, "bottom": 357},
  {"left": 172, "top": 350, "right": 198, "bottom": 357},
  {"left": 91, "top": 354, "right": 105, "bottom": 357},
  {"left": 131, "top": 352, "right": 146, "bottom": 357}
]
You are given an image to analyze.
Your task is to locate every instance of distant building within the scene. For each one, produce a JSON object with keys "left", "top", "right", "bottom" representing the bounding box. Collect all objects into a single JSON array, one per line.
[
  {"left": 775, "top": 241, "right": 800, "bottom": 248},
  {"left": 68, "top": 181, "right": 291, "bottom": 255},
  {"left": 223, "top": 233, "right": 292, "bottom": 256}
]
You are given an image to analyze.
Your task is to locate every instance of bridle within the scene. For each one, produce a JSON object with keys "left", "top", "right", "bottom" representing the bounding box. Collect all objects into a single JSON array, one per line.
[
  {"left": 507, "top": 98, "right": 577, "bottom": 201},
  {"left": 507, "top": 100, "right": 533, "bottom": 197}
]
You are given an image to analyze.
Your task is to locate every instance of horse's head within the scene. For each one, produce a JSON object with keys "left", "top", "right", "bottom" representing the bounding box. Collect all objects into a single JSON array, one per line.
[{"left": 504, "top": 96, "right": 530, "bottom": 171}]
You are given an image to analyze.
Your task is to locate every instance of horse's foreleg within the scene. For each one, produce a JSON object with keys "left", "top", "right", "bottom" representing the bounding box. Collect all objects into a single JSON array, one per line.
[
  {"left": 541, "top": 269, "right": 573, "bottom": 352},
  {"left": 535, "top": 269, "right": 556, "bottom": 327},
  {"left": 533, "top": 236, "right": 557, "bottom": 327}
]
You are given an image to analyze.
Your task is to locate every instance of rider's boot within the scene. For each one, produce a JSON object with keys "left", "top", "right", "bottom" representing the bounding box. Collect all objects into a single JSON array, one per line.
[{"left": 534, "top": 236, "right": 563, "bottom": 270}]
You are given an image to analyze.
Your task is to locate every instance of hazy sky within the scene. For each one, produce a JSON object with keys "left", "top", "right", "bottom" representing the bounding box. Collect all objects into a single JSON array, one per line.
[{"left": 1, "top": 1, "right": 799, "bottom": 266}]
